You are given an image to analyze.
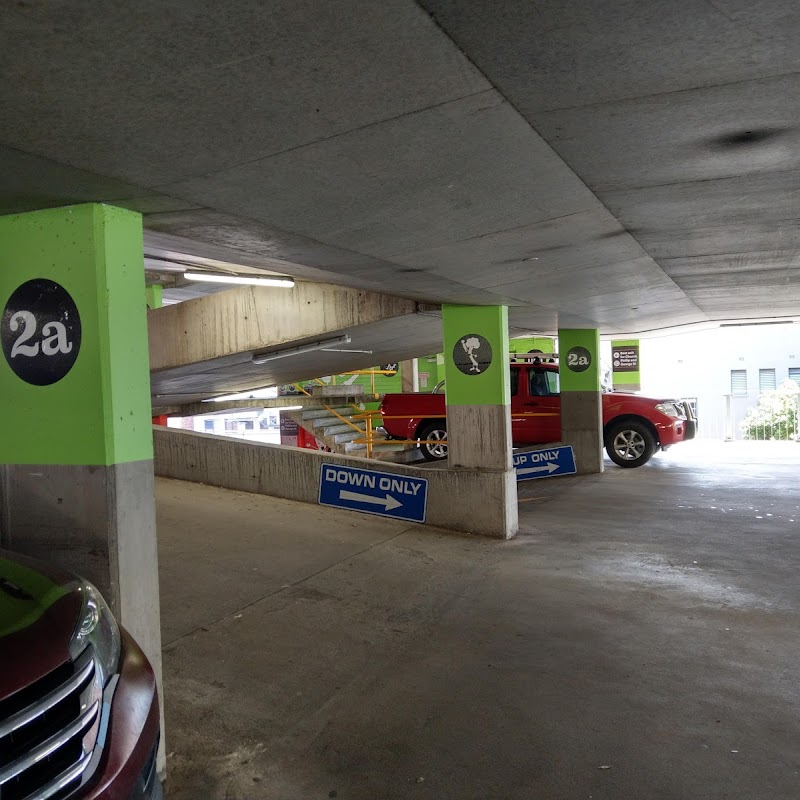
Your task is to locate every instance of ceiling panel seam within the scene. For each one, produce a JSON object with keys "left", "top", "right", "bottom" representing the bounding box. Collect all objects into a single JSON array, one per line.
[
  {"left": 527, "top": 67, "right": 800, "bottom": 115},
  {"left": 382, "top": 207, "right": 599, "bottom": 258},
  {"left": 152, "top": 88, "right": 496, "bottom": 191},
  {"left": 599, "top": 165, "right": 800, "bottom": 194}
]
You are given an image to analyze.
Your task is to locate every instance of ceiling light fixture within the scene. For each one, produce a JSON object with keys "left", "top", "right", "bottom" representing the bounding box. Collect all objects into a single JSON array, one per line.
[
  {"left": 251, "top": 335, "right": 352, "bottom": 365},
  {"left": 320, "top": 348, "right": 373, "bottom": 354},
  {"left": 183, "top": 271, "right": 295, "bottom": 288}
]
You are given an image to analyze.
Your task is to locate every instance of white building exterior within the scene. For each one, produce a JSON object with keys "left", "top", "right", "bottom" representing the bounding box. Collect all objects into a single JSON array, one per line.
[{"left": 602, "top": 323, "right": 800, "bottom": 440}]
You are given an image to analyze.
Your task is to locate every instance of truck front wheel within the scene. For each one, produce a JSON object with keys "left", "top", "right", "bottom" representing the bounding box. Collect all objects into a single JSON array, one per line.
[
  {"left": 417, "top": 421, "right": 448, "bottom": 462},
  {"left": 605, "top": 420, "right": 656, "bottom": 468}
]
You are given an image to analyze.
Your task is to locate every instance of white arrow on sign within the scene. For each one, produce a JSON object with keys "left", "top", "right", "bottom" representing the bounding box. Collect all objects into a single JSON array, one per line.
[
  {"left": 517, "top": 462, "right": 559, "bottom": 476},
  {"left": 340, "top": 490, "right": 402, "bottom": 511}
]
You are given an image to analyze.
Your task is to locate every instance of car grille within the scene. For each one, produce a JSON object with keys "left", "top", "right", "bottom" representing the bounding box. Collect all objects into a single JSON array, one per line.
[{"left": 0, "top": 647, "right": 102, "bottom": 800}]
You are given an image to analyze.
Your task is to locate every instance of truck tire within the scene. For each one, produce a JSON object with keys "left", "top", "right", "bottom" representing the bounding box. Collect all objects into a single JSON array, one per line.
[
  {"left": 605, "top": 420, "right": 656, "bottom": 468},
  {"left": 417, "top": 420, "right": 448, "bottom": 462}
]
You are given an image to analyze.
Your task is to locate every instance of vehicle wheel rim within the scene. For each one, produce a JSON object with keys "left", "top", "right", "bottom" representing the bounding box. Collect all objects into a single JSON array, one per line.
[
  {"left": 424, "top": 429, "right": 448, "bottom": 458},
  {"left": 613, "top": 430, "right": 646, "bottom": 460}
]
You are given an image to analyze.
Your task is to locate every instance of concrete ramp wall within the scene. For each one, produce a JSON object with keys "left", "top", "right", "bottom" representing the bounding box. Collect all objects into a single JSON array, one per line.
[{"left": 153, "top": 427, "right": 516, "bottom": 538}]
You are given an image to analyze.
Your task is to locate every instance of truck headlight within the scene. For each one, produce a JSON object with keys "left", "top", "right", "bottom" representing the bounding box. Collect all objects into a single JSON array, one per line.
[
  {"left": 654, "top": 402, "right": 680, "bottom": 417},
  {"left": 70, "top": 581, "right": 121, "bottom": 686}
]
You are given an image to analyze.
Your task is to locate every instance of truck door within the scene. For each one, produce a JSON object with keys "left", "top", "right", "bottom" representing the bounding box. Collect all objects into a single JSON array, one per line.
[
  {"left": 510, "top": 365, "right": 527, "bottom": 443},
  {"left": 518, "top": 367, "right": 561, "bottom": 443}
]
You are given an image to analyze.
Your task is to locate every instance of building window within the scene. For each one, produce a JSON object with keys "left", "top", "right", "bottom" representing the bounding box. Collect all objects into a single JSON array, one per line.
[
  {"left": 730, "top": 369, "right": 747, "bottom": 395},
  {"left": 759, "top": 368, "right": 777, "bottom": 392},
  {"left": 789, "top": 367, "right": 800, "bottom": 386},
  {"left": 204, "top": 420, "right": 215, "bottom": 432}
]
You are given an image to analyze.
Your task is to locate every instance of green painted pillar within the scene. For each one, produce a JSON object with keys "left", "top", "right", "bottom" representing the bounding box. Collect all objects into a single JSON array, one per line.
[
  {"left": 558, "top": 328, "right": 603, "bottom": 474},
  {"left": 145, "top": 283, "right": 163, "bottom": 310},
  {"left": 442, "top": 305, "right": 517, "bottom": 537},
  {"left": 0, "top": 204, "right": 163, "bottom": 748}
]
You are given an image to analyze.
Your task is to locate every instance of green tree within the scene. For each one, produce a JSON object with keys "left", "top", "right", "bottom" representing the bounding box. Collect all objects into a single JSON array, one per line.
[{"left": 741, "top": 379, "right": 800, "bottom": 440}]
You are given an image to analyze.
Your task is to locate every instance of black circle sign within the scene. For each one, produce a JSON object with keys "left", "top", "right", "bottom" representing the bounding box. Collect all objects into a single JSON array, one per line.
[
  {"left": 565, "top": 345, "right": 592, "bottom": 373},
  {"left": 1, "top": 279, "right": 82, "bottom": 386},
  {"left": 453, "top": 333, "right": 493, "bottom": 375}
]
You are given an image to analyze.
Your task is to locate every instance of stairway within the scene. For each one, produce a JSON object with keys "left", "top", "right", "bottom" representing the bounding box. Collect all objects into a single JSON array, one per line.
[{"left": 284, "top": 405, "right": 421, "bottom": 463}]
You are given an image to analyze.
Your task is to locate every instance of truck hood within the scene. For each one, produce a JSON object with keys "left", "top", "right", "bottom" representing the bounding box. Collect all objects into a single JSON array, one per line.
[
  {"left": 605, "top": 390, "right": 680, "bottom": 404},
  {"left": 0, "top": 551, "right": 83, "bottom": 699}
]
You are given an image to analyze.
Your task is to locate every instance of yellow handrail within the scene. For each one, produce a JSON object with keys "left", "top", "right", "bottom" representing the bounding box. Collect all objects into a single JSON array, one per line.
[
  {"left": 353, "top": 411, "right": 559, "bottom": 420},
  {"left": 322, "top": 404, "right": 366, "bottom": 433},
  {"left": 291, "top": 383, "right": 312, "bottom": 396},
  {"left": 339, "top": 369, "right": 398, "bottom": 376}
]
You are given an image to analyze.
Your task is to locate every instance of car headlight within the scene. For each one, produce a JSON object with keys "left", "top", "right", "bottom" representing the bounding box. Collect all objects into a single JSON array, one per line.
[
  {"left": 654, "top": 402, "right": 680, "bottom": 417},
  {"left": 69, "top": 581, "right": 121, "bottom": 686}
]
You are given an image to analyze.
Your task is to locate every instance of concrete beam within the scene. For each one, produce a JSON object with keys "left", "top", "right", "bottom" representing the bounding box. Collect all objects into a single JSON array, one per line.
[{"left": 149, "top": 282, "right": 420, "bottom": 372}]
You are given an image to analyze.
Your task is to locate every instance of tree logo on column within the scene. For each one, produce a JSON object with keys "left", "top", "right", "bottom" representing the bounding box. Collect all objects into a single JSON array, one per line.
[
  {"left": 565, "top": 346, "right": 592, "bottom": 372},
  {"left": 453, "top": 334, "right": 493, "bottom": 375},
  {"left": 1, "top": 279, "right": 82, "bottom": 386}
]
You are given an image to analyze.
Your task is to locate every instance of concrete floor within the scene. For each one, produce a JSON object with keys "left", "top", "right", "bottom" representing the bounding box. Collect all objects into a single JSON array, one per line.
[{"left": 158, "top": 441, "right": 800, "bottom": 799}]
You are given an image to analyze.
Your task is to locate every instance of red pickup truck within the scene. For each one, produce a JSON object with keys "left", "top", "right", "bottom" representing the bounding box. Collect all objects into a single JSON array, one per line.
[{"left": 380, "top": 361, "right": 696, "bottom": 468}]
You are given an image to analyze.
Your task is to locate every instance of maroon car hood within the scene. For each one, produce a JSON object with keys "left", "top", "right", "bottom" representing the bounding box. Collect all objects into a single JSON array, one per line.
[{"left": 0, "top": 550, "right": 82, "bottom": 702}]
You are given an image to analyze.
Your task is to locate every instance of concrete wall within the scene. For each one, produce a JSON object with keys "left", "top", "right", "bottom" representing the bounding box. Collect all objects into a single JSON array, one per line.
[{"left": 153, "top": 427, "right": 517, "bottom": 539}]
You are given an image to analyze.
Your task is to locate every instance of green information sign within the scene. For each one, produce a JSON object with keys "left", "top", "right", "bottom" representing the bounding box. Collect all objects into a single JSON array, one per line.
[{"left": 611, "top": 339, "right": 641, "bottom": 391}]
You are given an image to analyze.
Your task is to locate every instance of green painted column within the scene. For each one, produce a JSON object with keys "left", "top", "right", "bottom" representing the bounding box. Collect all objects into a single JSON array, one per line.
[
  {"left": 0, "top": 204, "right": 163, "bottom": 753},
  {"left": 442, "top": 305, "right": 517, "bottom": 537},
  {"left": 145, "top": 283, "right": 163, "bottom": 310},
  {"left": 0, "top": 205, "right": 154, "bottom": 466},
  {"left": 558, "top": 328, "right": 603, "bottom": 473}
]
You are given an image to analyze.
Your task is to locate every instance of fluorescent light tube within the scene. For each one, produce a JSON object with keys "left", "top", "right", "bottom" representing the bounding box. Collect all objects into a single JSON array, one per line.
[
  {"left": 251, "top": 335, "right": 352, "bottom": 365},
  {"left": 184, "top": 271, "right": 295, "bottom": 288},
  {"left": 320, "top": 348, "right": 373, "bottom": 354}
]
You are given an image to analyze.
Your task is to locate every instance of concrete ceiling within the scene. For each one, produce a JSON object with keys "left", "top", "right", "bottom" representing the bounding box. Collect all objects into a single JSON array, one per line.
[{"left": 1, "top": 0, "right": 799, "bottom": 334}]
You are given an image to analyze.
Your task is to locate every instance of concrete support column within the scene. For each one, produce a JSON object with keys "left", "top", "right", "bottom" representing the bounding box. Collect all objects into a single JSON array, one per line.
[
  {"left": 0, "top": 205, "right": 163, "bottom": 751},
  {"left": 442, "top": 305, "right": 517, "bottom": 538},
  {"left": 400, "top": 359, "right": 414, "bottom": 393},
  {"left": 558, "top": 328, "right": 603, "bottom": 474},
  {"left": 400, "top": 358, "right": 420, "bottom": 393}
]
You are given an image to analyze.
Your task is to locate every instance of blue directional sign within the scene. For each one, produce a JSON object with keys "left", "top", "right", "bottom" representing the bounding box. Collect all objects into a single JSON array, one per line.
[
  {"left": 513, "top": 445, "right": 577, "bottom": 481},
  {"left": 319, "top": 463, "right": 428, "bottom": 523}
]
